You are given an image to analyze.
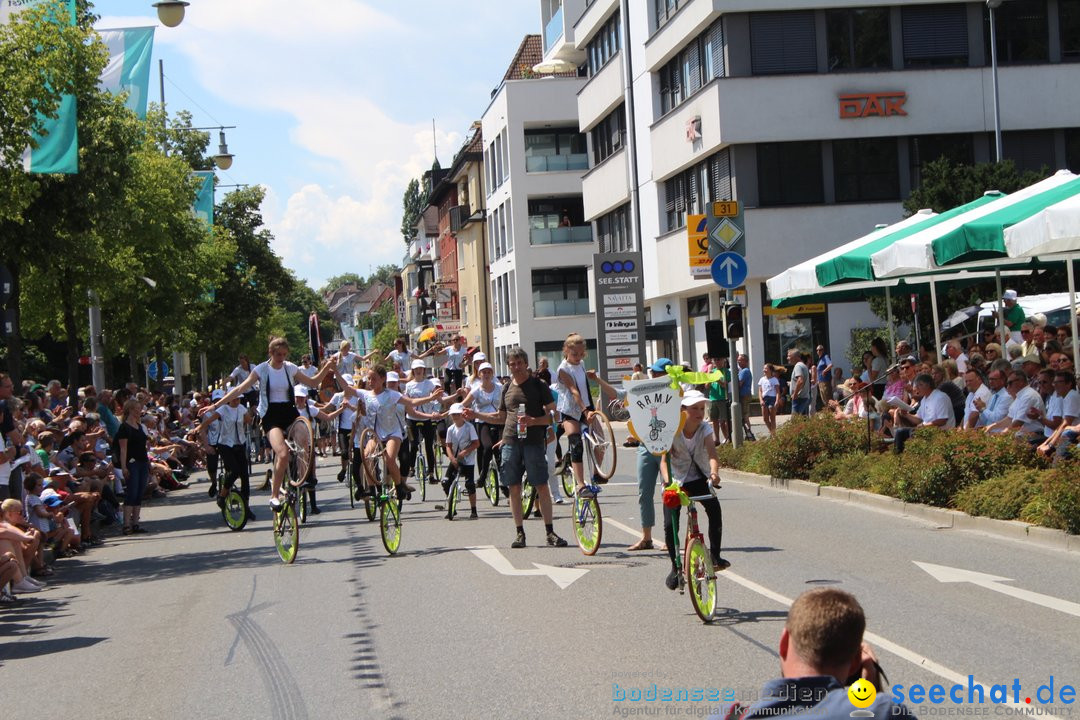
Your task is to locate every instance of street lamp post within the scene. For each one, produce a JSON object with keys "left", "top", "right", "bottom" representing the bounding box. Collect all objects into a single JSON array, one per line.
[
  {"left": 152, "top": 1, "right": 189, "bottom": 28},
  {"left": 988, "top": 0, "right": 1004, "bottom": 162}
]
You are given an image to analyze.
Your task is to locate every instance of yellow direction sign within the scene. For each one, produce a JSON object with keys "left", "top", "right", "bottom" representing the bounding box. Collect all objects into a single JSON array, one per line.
[
  {"left": 712, "top": 201, "right": 739, "bottom": 218},
  {"left": 687, "top": 214, "right": 709, "bottom": 277}
]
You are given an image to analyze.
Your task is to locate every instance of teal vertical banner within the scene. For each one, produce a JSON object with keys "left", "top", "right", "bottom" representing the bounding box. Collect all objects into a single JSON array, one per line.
[{"left": 193, "top": 170, "right": 215, "bottom": 227}]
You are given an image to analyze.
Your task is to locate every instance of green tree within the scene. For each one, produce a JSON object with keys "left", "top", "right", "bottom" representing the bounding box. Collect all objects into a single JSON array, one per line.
[
  {"left": 0, "top": 0, "right": 85, "bottom": 225},
  {"left": 318, "top": 272, "right": 364, "bottom": 297},
  {"left": 400, "top": 177, "right": 427, "bottom": 244},
  {"left": 369, "top": 264, "right": 399, "bottom": 288}
]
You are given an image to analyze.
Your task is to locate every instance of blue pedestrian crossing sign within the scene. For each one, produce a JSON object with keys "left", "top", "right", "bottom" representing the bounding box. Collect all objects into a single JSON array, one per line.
[{"left": 711, "top": 251, "right": 748, "bottom": 290}]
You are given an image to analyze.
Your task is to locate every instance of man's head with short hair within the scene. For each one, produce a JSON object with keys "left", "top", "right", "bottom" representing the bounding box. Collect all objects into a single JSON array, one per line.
[
  {"left": 964, "top": 368, "right": 984, "bottom": 393},
  {"left": 913, "top": 373, "right": 935, "bottom": 396},
  {"left": 781, "top": 588, "right": 866, "bottom": 680}
]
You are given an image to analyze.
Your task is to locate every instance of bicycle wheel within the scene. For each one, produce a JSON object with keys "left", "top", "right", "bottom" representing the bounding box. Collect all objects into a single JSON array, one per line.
[
  {"left": 414, "top": 449, "right": 427, "bottom": 501},
  {"left": 274, "top": 501, "right": 299, "bottom": 564},
  {"left": 486, "top": 464, "right": 500, "bottom": 507},
  {"left": 560, "top": 460, "right": 574, "bottom": 498},
  {"left": 587, "top": 412, "right": 617, "bottom": 480},
  {"left": 380, "top": 498, "right": 402, "bottom": 554},
  {"left": 432, "top": 441, "right": 443, "bottom": 482},
  {"left": 299, "top": 487, "right": 308, "bottom": 524},
  {"left": 222, "top": 487, "right": 248, "bottom": 531},
  {"left": 286, "top": 417, "right": 314, "bottom": 488},
  {"left": 685, "top": 538, "right": 717, "bottom": 623},
  {"left": 521, "top": 480, "right": 537, "bottom": 518},
  {"left": 572, "top": 494, "right": 602, "bottom": 555},
  {"left": 447, "top": 482, "right": 459, "bottom": 520}
]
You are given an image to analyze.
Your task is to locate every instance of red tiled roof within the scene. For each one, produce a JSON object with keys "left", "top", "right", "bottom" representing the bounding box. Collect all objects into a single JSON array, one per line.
[{"left": 502, "top": 34, "right": 577, "bottom": 82}]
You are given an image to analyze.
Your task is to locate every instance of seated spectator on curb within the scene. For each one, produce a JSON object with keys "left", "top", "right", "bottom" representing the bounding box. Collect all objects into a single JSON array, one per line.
[
  {"left": 982, "top": 372, "right": 1045, "bottom": 440},
  {"left": 711, "top": 588, "right": 913, "bottom": 720},
  {"left": 892, "top": 373, "right": 954, "bottom": 453},
  {"left": 930, "top": 365, "right": 964, "bottom": 427},
  {"left": 23, "top": 475, "right": 78, "bottom": 557},
  {"left": 962, "top": 369, "right": 992, "bottom": 430},
  {"left": 1034, "top": 372, "right": 1080, "bottom": 454},
  {"left": 973, "top": 369, "right": 1012, "bottom": 431},
  {"left": 1, "top": 498, "right": 49, "bottom": 578},
  {"left": 0, "top": 499, "right": 47, "bottom": 594}
]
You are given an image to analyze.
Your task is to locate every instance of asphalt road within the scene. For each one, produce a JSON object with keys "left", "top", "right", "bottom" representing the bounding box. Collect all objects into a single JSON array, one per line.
[{"left": 2, "top": 426, "right": 1078, "bottom": 720}]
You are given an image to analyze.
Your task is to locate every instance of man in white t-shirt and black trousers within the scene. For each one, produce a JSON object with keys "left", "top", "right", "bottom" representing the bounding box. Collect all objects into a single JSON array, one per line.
[
  {"left": 892, "top": 372, "right": 955, "bottom": 453},
  {"left": 327, "top": 374, "right": 358, "bottom": 482}
]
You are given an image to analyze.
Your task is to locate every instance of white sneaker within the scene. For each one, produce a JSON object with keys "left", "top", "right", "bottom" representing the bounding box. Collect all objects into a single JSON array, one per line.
[
  {"left": 27, "top": 577, "right": 46, "bottom": 589},
  {"left": 13, "top": 578, "right": 42, "bottom": 593},
  {"left": 553, "top": 497, "right": 565, "bottom": 504}
]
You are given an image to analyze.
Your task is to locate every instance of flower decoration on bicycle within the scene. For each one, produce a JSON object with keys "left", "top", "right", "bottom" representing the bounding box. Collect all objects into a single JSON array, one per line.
[{"left": 662, "top": 482, "right": 689, "bottom": 509}]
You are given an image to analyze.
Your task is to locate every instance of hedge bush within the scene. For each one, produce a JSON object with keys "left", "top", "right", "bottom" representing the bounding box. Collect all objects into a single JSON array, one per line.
[
  {"left": 1020, "top": 465, "right": 1080, "bottom": 534},
  {"left": 753, "top": 413, "right": 869, "bottom": 480},
  {"left": 954, "top": 468, "right": 1042, "bottom": 520}
]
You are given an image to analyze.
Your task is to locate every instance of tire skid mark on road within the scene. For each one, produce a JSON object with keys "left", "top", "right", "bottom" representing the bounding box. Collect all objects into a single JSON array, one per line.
[
  {"left": 344, "top": 524, "right": 407, "bottom": 720},
  {"left": 226, "top": 577, "right": 309, "bottom": 720}
]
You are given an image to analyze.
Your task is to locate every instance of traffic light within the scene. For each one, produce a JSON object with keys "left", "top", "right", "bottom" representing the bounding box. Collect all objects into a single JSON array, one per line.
[{"left": 723, "top": 303, "right": 743, "bottom": 340}]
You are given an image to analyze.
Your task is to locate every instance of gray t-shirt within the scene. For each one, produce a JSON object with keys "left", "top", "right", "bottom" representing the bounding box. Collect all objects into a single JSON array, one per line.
[{"left": 792, "top": 362, "right": 811, "bottom": 399}]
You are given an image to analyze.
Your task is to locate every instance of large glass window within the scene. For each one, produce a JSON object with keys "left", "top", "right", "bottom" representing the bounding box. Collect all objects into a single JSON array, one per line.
[
  {"left": 587, "top": 11, "right": 621, "bottom": 76},
  {"left": 663, "top": 148, "right": 733, "bottom": 232},
  {"left": 750, "top": 11, "right": 817, "bottom": 75},
  {"left": 654, "top": 0, "right": 682, "bottom": 30},
  {"left": 757, "top": 142, "right": 823, "bottom": 207},
  {"left": 596, "top": 205, "right": 632, "bottom": 253},
  {"left": 984, "top": 0, "right": 1049, "bottom": 65},
  {"left": 834, "top": 138, "right": 900, "bottom": 203},
  {"left": 910, "top": 134, "right": 975, "bottom": 189},
  {"left": 1003, "top": 130, "right": 1055, "bottom": 174},
  {"left": 826, "top": 8, "right": 891, "bottom": 72},
  {"left": 532, "top": 267, "right": 590, "bottom": 318},
  {"left": 1066, "top": 129, "right": 1080, "bottom": 170},
  {"left": 902, "top": 5, "right": 968, "bottom": 68},
  {"left": 1063, "top": 0, "right": 1080, "bottom": 61},
  {"left": 659, "top": 19, "right": 724, "bottom": 115},
  {"left": 591, "top": 104, "right": 625, "bottom": 165},
  {"left": 524, "top": 128, "right": 587, "bottom": 172},
  {"left": 529, "top": 198, "right": 591, "bottom": 246}
]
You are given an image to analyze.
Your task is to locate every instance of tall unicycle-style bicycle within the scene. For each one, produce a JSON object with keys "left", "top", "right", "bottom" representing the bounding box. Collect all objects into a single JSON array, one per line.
[
  {"left": 666, "top": 481, "right": 719, "bottom": 623},
  {"left": 360, "top": 428, "right": 402, "bottom": 554},
  {"left": 272, "top": 416, "right": 313, "bottom": 564}
]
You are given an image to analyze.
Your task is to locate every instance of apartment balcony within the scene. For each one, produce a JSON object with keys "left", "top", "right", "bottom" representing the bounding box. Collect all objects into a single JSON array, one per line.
[
  {"left": 533, "top": 298, "right": 591, "bottom": 318},
  {"left": 529, "top": 225, "right": 593, "bottom": 246},
  {"left": 526, "top": 153, "right": 589, "bottom": 173},
  {"left": 582, "top": 146, "right": 630, "bottom": 221},
  {"left": 573, "top": 0, "right": 619, "bottom": 53},
  {"left": 577, "top": 53, "right": 624, "bottom": 133},
  {"left": 542, "top": 0, "right": 586, "bottom": 65}
]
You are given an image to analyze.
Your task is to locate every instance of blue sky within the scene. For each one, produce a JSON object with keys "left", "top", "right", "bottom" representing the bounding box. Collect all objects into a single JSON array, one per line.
[{"left": 96, "top": 1, "right": 539, "bottom": 291}]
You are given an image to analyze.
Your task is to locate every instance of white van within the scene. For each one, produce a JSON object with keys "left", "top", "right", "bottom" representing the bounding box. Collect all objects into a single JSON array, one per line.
[{"left": 977, "top": 292, "right": 1078, "bottom": 338}]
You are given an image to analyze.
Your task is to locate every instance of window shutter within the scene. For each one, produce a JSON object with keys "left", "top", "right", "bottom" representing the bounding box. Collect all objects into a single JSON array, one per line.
[
  {"left": 751, "top": 11, "right": 816, "bottom": 75},
  {"left": 709, "top": 20, "right": 725, "bottom": 79},
  {"left": 902, "top": 5, "right": 967, "bottom": 64},
  {"left": 711, "top": 148, "right": 732, "bottom": 201},
  {"left": 685, "top": 41, "right": 702, "bottom": 94}
]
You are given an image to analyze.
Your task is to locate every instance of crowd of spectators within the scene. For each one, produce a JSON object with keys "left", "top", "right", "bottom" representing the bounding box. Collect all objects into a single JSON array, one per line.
[
  {"left": 0, "top": 373, "right": 210, "bottom": 603},
  {"left": 809, "top": 292, "right": 1080, "bottom": 458}
]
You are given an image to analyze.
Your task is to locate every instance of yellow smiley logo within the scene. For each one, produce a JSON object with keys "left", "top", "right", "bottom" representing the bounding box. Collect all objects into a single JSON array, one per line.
[{"left": 848, "top": 678, "right": 876, "bottom": 709}]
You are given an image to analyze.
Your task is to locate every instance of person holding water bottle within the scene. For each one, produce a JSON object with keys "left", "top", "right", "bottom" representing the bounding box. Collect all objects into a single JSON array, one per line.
[{"left": 463, "top": 348, "right": 567, "bottom": 549}]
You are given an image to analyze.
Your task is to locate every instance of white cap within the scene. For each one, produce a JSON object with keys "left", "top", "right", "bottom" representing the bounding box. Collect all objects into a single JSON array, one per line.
[
  {"left": 1003, "top": 289, "right": 1018, "bottom": 301},
  {"left": 386, "top": 371, "right": 400, "bottom": 382},
  {"left": 473, "top": 352, "right": 486, "bottom": 362},
  {"left": 341, "top": 373, "right": 353, "bottom": 386},
  {"left": 211, "top": 389, "right": 225, "bottom": 401},
  {"left": 294, "top": 385, "right": 309, "bottom": 398},
  {"left": 680, "top": 390, "right": 707, "bottom": 408},
  {"left": 411, "top": 359, "right": 426, "bottom": 370},
  {"left": 478, "top": 362, "right": 493, "bottom": 373},
  {"left": 448, "top": 403, "right": 465, "bottom": 415}
]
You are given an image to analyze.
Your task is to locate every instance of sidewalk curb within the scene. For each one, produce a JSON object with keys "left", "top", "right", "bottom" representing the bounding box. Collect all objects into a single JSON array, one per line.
[{"left": 720, "top": 468, "right": 1077, "bottom": 553}]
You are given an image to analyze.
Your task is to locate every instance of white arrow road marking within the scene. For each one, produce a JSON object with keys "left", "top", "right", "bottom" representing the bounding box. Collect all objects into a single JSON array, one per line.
[
  {"left": 915, "top": 561, "right": 1080, "bottom": 618},
  {"left": 602, "top": 519, "right": 1025, "bottom": 707},
  {"left": 467, "top": 545, "right": 588, "bottom": 589}
]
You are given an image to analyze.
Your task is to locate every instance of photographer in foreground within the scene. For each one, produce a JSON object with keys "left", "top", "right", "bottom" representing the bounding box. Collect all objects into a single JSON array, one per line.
[{"left": 714, "top": 588, "right": 914, "bottom": 720}]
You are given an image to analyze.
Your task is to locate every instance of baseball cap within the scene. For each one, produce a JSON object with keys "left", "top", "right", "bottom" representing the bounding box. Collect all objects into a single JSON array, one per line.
[
  {"left": 341, "top": 373, "right": 353, "bottom": 386},
  {"left": 1003, "top": 289, "right": 1018, "bottom": 301},
  {"left": 477, "top": 362, "right": 493, "bottom": 373},
  {"left": 473, "top": 352, "right": 486, "bottom": 362},
  {"left": 411, "top": 359, "right": 426, "bottom": 370},
  {"left": 44, "top": 495, "right": 64, "bottom": 507},
  {"left": 1021, "top": 352, "right": 1042, "bottom": 366},
  {"left": 294, "top": 385, "right": 309, "bottom": 398},
  {"left": 680, "top": 390, "right": 707, "bottom": 407},
  {"left": 41, "top": 488, "right": 60, "bottom": 500},
  {"left": 650, "top": 357, "right": 673, "bottom": 373},
  {"left": 448, "top": 403, "right": 465, "bottom": 415},
  {"left": 211, "top": 389, "right": 225, "bottom": 401},
  {"left": 386, "top": 371, "right": 400, "bottom": 382}
]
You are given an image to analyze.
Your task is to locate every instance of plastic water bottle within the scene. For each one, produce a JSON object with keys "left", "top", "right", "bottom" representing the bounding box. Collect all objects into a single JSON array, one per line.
[{"left": 517, "top": 403, "right": 527, "bottom": 440}]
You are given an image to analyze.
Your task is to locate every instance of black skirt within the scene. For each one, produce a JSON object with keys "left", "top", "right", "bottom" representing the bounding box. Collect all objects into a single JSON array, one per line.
[{"left": 262, "top": 401, "right": 299, "bottom": 433}]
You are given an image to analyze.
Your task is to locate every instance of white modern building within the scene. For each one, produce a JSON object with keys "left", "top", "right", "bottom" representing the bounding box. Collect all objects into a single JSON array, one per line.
[
  {"left": 566, "top": 0, "right": 1080, "bottom": 377},
  {"left": 482, "top": 35, "right": 596, "bottom": 374}
]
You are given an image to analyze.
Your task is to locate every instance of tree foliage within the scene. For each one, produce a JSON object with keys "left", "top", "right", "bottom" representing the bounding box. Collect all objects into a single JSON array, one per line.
[
  {"left": 400, "top": 177, "right": 427, "bottom": 244},
  {"left": 0, "top": 0, "right": 86, "bottom": 223}
]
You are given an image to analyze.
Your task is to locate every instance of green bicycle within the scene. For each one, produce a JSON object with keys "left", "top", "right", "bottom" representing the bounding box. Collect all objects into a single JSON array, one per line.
[
  {"left": 272, "top": 416, "right": 313, "bottom": 564},
  {"left": 360, "top": 428, "right": 403, "bottom": 554}
]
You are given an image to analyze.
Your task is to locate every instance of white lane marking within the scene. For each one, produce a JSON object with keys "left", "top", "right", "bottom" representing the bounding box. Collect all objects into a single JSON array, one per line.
[
  {"left": 915, "top": 561, "right": 1080, "bottom": 619},
  {"left": 605, "top": 520, "right": 1025, "bottom": 707},
  {"left": 467, "top": 545, "right": 588, "bottom": 589}
]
